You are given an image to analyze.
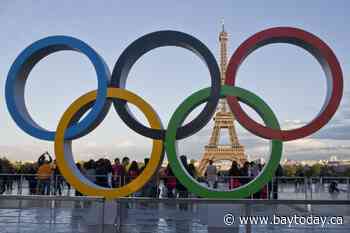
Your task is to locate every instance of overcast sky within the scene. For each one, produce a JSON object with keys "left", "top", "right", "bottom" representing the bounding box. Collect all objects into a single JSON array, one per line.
[{"left": 0, "top": 1, "right": 349, "bottom": 162}]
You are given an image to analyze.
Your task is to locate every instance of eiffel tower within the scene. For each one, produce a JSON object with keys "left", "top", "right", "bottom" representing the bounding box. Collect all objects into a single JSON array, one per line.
[{"left": 197, "top": 22, "right": 247, "bottom": 175}]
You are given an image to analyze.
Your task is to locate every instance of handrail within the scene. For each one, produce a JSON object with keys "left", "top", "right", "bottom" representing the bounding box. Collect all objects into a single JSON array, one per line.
[
  {"left": 0, "top": 194, "right": 104, "bottom": 202},
  {"left": 0, "top": 174, "right": 349, "bottom": 201},
  {"left": 0, "top": 174, "right": 348, "bottom": 180},
  {"left": 0, "top": 195, "right": 349, "bottom": 205}
]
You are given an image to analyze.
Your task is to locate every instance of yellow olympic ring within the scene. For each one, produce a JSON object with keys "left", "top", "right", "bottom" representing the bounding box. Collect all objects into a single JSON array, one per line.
[{"left": 54, "top": 88, "right": 164, "bottom": 199}]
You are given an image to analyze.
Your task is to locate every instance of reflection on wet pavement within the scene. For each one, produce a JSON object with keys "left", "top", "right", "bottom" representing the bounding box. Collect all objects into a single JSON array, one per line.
[{"left": 0, "top": 198, "right": 349, "bottom": 233}]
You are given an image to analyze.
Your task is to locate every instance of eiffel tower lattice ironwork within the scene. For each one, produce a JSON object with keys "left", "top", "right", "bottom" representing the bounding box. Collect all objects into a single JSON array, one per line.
[{"left": 197, "top": 22, "right": 247, "bottom": 175}]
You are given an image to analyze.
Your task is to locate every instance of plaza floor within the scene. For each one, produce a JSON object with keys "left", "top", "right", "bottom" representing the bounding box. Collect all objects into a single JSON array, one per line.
[{"left": 0, "top": 197, "right": 349, "bottom": 233}]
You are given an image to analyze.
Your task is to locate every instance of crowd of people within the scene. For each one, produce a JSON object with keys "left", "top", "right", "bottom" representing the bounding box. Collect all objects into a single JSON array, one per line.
[
  {"left": 0, "top": 153, "right": 345, "bottom": 199},
  {"left": 21, "top": 153, "right": 159, "bottom": 197},
  {"left": 0, "top": 152, "right": 161, "bottom": 197},
  {"left": 0, "top": 158, "right": 16, "bottom": 194},
  {"left": 204, "top": 160, "right": 283, "bottom": 199}
]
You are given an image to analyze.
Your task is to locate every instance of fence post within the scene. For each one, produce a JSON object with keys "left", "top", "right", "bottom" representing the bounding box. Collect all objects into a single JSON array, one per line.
[
  {"left": 50, "top": 175, "right": 54, "bottom": 195},
  {"left": 347, "top": 177, "right": 350, "bottom": 200},
  {"left": 52, "top": 197, "right": 56, "bottom": 226},
  {"left": 19, "top": 175, "right": 23, "bottom": 195},
  {"left": 101, "top": 198, "right": 105, "bottom": 233},
  {"left": 304, "top": 177, "right": 308, "bottom": 200},
  {"left": 18, "top": 197, "right": 22, "bottom": 226},
  {"left": 50, "top": 197, "right": 54, "bottom": 226},
  {"left": 114, "top": 199, "right": 122, "bottom": 232},
  {"left": 310, "top": 177, "right": 313, "bottom": 200}
]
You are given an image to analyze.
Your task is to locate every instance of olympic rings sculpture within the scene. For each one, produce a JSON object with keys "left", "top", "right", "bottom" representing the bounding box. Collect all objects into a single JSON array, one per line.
[{"left": 5, "top": 27, "right": 343, "bottom": 199}]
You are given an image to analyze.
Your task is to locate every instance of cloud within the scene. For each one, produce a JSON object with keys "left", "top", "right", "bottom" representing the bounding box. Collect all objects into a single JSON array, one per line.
[
  {"left": 284, "top": 138, "right": 327, "bottom": 152},
  {"left": 0, "top": 143, "right": 52, "bottom": 162},
  {"left": 312, "top": 125, "right": 350, "bottom": 140},
  {"left": 282, "top": 119, "right": 308, "bottom": 130},
  {"left": 114, "top": 140, "right": 135, "bottom": 148},
  {"left": 312, "top": 95, "right": 350, "bottom": 141},
  {"left": 309, "top": 91, "right": 350, "bottom": 140}
]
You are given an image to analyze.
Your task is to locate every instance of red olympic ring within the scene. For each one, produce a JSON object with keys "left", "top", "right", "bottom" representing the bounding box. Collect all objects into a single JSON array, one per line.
[{"left": 225, "top": 27, "right": 343, "bottom": 141}]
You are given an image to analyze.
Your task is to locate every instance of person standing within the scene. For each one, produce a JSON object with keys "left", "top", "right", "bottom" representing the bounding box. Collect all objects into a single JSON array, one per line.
[
  {"left": 250, "top": 161, "right": 261, "bottom": 199},
  {"left": 228, "top": 161, "right": 241, "bottom": 189},
  {"left": 269, "top": 164, "right": 283, "bottom": 199},
  {"left": 112, "top": 158, "right": 124, "bottom": 188},
  {"left": 188, "top": 163, "right": 197, "bottom": 179},
  {"left": 165, "top": 165, "right": 176, "bottom": 198},
  {"left": 84, "top": 160, "right": 96, "bottom": 184},
  {"left": 121, "top": 157, "right": 130, "bottom": 185},
  {"left": 95, "top": 159, "right": 109, "bottom": 188},
  {"left": 36, "top": 152, "right": 53, "bottom": 195},
  {"left": 205, "top": 160, "right": 217, "bottom": 189},
  {"left": 241, "top": 162, "right": 251, "bottom": 185},
  {"left": 105, "top": 159, "right": 113, "bottom": 188},
  {"left": 140, "top": 158, "right": 158, "bottom": 198},
  {"left": 25, "top": 164, "right": 37, "bottom": 195},
  {"left": 128, "top": 161, "right": 141, "bottom": 197},
  {"left": 127, "top": 161, "right": 139, "bottom": 181},
  {"left": 53, "top": 160, "right": 63, "bottom": 196},
  {"left": 177, "top": 155, "right": 190, "bottom": 198}
]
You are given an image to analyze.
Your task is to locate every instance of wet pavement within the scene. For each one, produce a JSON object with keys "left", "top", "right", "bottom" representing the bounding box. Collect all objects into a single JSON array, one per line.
[{"left": 0, "top": 198, "right": 349, "bottom": 233}]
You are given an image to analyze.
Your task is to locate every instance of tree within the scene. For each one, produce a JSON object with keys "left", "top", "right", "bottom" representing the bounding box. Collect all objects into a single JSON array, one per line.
[
  {"left": 310, "top": 164, "right": 322, "bottom": 176},
  {"left": 283, "top": 165, "right": 297, "bottom": 176},
  {"left": 342, "top": 167, "right": 350, "bottom": 177}
]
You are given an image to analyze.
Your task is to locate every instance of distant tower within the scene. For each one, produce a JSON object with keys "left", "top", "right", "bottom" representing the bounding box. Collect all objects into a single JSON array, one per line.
[{"left": 197, "top": 21, "right": 247, "bottom": 175}]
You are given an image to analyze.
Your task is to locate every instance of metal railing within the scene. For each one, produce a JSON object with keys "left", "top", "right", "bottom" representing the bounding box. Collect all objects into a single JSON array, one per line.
[{"left": 0, "top": 174, "right": 349, "bottom": 200}]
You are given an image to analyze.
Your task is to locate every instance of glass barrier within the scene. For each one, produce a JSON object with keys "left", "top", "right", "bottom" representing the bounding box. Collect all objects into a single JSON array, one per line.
[{"left": 0, "top": 174, "right": 349, "bottom": 201}]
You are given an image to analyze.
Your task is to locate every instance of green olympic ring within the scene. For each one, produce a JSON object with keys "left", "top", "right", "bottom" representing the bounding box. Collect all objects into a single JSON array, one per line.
[{"left": 165, "top": 85, "right": 283, "bottom": 198}]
